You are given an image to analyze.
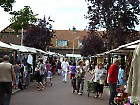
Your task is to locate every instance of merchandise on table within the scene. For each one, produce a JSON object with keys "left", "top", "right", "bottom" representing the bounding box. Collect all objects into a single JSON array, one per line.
[{"left": 114, "top": 85, "right": 136, "bottom": 105}]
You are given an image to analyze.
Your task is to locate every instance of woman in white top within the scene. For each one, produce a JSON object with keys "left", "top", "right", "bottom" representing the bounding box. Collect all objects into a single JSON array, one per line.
[{"left": 92, "top": 63, "right": 107, "bottom": 100}]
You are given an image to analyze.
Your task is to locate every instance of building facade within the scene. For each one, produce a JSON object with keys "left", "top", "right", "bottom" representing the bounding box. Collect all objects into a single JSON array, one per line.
[
  {"left": 50, "top": 30, "right": 87, "bottom": 54},
  {"left": 0, "top": 25, "right": 87, "bottom": 55}
]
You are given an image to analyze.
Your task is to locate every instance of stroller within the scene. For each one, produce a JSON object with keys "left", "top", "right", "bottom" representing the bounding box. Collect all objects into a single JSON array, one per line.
[
  {"left": 46, "top": 70, "right": 52, "bottom": 86},
  {"left": 87, "top": 80, "right": 97, "bottom": 97}
]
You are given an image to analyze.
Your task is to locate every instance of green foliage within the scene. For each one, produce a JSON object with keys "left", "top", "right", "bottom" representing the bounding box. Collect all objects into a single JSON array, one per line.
[
  {"left": 81, "top": 31, "right": 106, "bottom": 56},
  {"left": 85, "top": 0, "right": 140, "bottom": 49},
  {"left": 0, "top": 0, "right": 15, "bottom": 12},
  {"left": 9, "top": 6, "right": 38, "bottom": 32},
  {"left": 86, "top": 0, "right": 140, "bottom": 30}
]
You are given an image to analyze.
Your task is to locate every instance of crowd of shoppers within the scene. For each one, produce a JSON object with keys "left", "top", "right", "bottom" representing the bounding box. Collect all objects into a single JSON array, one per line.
[
  {"left": 0, "top": 54, "right": 125, "bottom": 105},
  {"left": 67, "top": 57, "right": 126, "bottom": 105},
  {"left": 35, "top": 58, "right": 52, "bottom": 91}
]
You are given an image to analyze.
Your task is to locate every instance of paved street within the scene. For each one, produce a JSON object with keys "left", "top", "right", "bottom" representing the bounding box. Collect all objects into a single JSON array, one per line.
[{"left": 11, "top": 72, "right": 109, "bottom": 105}]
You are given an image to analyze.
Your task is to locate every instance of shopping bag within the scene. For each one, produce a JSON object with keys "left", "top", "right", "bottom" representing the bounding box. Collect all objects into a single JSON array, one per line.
[
  {"left": 99, "top": 80, "right": 105, "bottom": 85},
  {"left": 91, "top": 69, "right": 94, "bottom": 74}
]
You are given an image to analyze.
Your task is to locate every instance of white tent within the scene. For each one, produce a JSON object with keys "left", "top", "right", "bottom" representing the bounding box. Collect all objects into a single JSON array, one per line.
[
  {"left": 47, "top": 51, "right": 56, "bottom": 55},
  {"left": 10, "top": 44, "right": 29, "bottom": 52},
  {"left": 0, "top": 41, "right": 17, "bottom": 50},
  {"left": 10, "top": 44, "right": 37, "bottom": 53},
  {"left": 56, "top": 53, "right": 63, "bottom": 57},
  {"left": 26, "top": 47, "right": 37, "bottom": 53},
  {"left": 66, "top": 54, "right": 81, "bottom": 58},
  {"left": 125, "top": 44, "right": 138, "bottom": 49},
  {"left": 35, "top": 49, "right": 48, "bottom": 54},
  {"left": 95, "top": 39, "right": 140, "bottom": 56},
  {"left": 118, "top": 39, "right": 140, "bottom": 49},
  {"left": 10, "top": 43, "right": 53, "bottom": 54}
]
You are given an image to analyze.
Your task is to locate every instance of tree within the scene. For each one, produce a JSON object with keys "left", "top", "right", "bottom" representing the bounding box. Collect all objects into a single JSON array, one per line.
[
  {"left": 81, "top": 31, "right": 106, "bottom": 56},
  {"left": 23, "top": 16, "right": 55, "bottom": 50},
  {"left": 9, "top": 6, "right": 38, "bottom": 32},
  {"left": 85, "top": 0, "right": 140, "bottom": 50},
  {"left": 0, "top": 0, "right": 16, "bottom": 12}
]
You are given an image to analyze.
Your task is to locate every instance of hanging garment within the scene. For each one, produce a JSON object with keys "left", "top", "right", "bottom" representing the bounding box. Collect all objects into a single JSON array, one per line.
[{"left": 27, "top": 54, "right": 33, "bottom": 65}]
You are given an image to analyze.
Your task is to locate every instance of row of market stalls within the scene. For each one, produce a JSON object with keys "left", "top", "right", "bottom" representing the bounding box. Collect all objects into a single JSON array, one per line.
[
  {"left": 94, "top": 39, "right": 140, "bottom": 105},
  {"left": 95, "top": 39, "right": 140, "bottom": 66},
  {"left": 97, "top": 39, "right": 140, "bottom": 55},
  {"left": 0, "top": 41, "right": 63, "bottom": 57},
  {"left": 0, "top": 41, "right": 63, "bottom": 86},
  {"left": 90, "top": 39, "right": 140, "bottom": 93},
  {"left": 0, "top": 41, "right": 64, "bottom": 69}
]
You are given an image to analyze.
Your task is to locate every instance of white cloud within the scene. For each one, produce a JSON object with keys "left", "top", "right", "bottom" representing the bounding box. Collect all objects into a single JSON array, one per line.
[{"left": 0, "top": 0, "right": 89, "bottom": 31}]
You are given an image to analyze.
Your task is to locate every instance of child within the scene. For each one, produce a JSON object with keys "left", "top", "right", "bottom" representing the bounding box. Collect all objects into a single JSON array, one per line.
[
  {"left": 47, "top": 70, "right": 52, "bottom": 83},
  {"left": 45, "top": 61, "right": 51, "bottom": 84}
]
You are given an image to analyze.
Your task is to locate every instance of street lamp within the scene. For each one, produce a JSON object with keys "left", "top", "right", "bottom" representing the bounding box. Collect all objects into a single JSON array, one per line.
[
  {"left": 21, "top": 27, "right": 24, "bottom": 46},
  {"left": 72, "top": 37, "right": 79, "bottom": 62},
  {"left": 21, "top": 22, "right": 24, "bottom": 46}
]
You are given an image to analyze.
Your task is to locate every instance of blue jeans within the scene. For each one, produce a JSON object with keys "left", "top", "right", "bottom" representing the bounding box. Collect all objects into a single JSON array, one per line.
[
  {"left": 57, "top": 69, "right": 61, "bottom": 74},
  {"left": 0, "top": 82, "right": 12, "bottom": 105},
  {"left": 108, "top": 82, "right": 117, "bottom": 103},
  {"left": 15, "top": 73, "right": 20, "bottom": 84}
]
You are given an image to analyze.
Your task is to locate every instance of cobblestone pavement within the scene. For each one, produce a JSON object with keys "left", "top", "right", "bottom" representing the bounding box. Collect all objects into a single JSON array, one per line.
[{"left": 11, "top": 72, "right": 110, "bottom": 105}]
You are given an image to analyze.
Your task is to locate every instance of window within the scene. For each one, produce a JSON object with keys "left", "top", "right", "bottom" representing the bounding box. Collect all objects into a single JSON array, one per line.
[{"left": 57, "top": 40, "right": 68, "bottom": 47}]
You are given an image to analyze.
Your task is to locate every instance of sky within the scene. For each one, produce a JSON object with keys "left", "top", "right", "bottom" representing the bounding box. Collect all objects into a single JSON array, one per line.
[
  {"left": 0, "top": 0, "right": 89, "bottom": 31},
  {"left": 0, "top": 0, "right": 140, "bottom": 31}
]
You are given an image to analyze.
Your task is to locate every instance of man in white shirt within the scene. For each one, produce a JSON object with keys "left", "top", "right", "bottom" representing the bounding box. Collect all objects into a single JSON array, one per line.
[
  {"left": 85, "top": 58, "right": 89, "bottom": 71},
  {"left": 61, "top": 58, "right": 69, "bottom": 83}
]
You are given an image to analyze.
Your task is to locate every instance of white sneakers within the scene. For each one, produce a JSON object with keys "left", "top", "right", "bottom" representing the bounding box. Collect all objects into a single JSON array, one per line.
[{"left": 78, "top": 92, "right": 82, "bottom": 95}]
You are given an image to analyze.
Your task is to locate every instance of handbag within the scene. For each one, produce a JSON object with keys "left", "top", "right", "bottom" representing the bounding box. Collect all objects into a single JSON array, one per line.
[
  {"left": 69, "top": 73, "right": 72, "bottom": 79},
  {"left": 99, "top": 79, "right": 105, "bottom": 85},
  {"left": 91, "top": 69, "right": 94, "bottom": 74}
]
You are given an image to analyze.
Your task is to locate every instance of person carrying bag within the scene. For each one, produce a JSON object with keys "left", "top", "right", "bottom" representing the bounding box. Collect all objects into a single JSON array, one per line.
[
  {"left": 91, "top": 63, "right": 107, "bottom": 100},
  {"left": 76, "top": 60, "right": 86, "bottom": 95}
]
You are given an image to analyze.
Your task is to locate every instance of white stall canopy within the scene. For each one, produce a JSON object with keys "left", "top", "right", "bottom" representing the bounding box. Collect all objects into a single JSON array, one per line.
[
  {"left": 0, "top": 41, "right": 17, "bottom": 50},
  {"left": 95, "top": 39, "right": 140, "bottom": 56},
  {"left": 10, "top": 44, "right": 29, "bottom": 52},
  {"left": 66, "top": 54, "right": 81, "bottom": 58},
  {"left": 10, "top": 43, "right": 54, "bottom": 54},
  {"left": 10, "top": 44, "right": 37, "bottom": 53},
  {"left": 35, "top": 49, "right": 48, "bottom": 54},
  {"left": 48, "top": 51, "right": 56, "bottom": 55},
  {"left": 26, "top": 47, "right": 37, "bottom": 53}
]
